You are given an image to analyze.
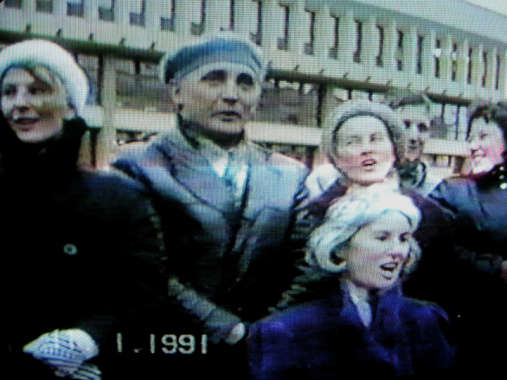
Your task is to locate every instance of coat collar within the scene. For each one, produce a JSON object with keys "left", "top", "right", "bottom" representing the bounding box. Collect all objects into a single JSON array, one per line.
[{"left": 154, "top": 124, "right": 282, "bottom": 218}]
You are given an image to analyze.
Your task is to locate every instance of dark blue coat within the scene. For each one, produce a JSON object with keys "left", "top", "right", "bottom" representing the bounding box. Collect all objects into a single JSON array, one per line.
[{"left": 248, "top": 286, "right": 455, "bottom": 379}]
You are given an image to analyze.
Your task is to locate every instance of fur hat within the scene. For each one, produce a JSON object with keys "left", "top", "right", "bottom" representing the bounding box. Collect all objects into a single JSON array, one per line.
[
  {"left": 160, "top": 32, "right": 267, "bottom": 83},
  {"left": 0, "top": 39, "right": 89, "bottom": 114},
  {"left": 321, "top": 99, "right": 407, "bottom": 165}
]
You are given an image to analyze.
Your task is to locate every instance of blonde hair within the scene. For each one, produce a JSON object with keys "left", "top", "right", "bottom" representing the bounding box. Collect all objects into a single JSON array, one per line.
[{"left": 306, "top": 192, "right": 421, "bottom": 278}]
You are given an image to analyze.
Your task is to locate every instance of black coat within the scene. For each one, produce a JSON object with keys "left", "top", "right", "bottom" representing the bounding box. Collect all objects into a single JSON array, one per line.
[
  {"left": 1, "top": 118, "right": 167, "bottom": 378},
  {"left": 429, "top": 170, "right": 507, "bottom": 375}
]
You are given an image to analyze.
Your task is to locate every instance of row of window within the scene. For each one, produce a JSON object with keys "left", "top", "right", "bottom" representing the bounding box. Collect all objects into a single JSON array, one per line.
[{"left": 4, "top": 0, "right": 502, "bottom": 90}]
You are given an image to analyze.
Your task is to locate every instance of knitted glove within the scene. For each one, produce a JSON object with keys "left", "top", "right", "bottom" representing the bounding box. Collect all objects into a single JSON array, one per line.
[{"left": 23, "top": 329, "right": 100, "bottom": 379}]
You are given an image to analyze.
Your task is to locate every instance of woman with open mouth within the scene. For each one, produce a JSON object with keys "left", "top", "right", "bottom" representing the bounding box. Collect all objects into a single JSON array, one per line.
[
  {"left": 0, "top": 40, "right": 166, "bottom": 380},
  {"left": 291, "top": 100, "right": 459, "bottom": 322},
  {"left": 429, "top": 101, "right": 507, "bottom": 376},
  {"left": 248, "top": 192, "right": 455, "bottom": 378}
]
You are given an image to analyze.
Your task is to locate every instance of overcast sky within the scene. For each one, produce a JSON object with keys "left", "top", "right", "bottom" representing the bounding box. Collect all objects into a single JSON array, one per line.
[{"left": 465, "top": 0, "right": 507, "bottom": 15}]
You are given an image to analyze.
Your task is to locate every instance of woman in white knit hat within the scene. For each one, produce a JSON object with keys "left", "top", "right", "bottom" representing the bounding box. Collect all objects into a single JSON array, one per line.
[{"left": 0, "top": 40, "right": 167, "bottom": 380}]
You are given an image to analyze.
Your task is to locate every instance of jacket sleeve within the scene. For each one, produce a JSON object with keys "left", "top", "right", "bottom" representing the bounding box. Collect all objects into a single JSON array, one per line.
[{"left": 167, "top": 277, "right": 243, "bottom": 343}]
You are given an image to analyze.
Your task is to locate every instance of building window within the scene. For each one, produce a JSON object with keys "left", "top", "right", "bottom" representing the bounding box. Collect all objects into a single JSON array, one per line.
[
  {"left": 451, "top": 42, "right": 457, "bottom": 81},
  {"left": 277, "top": 4, "right": 289, "bottom": 50},
  {"left": 161, "top": 0, "right": 176, "bottom": 31},
  {"left": 36, "top": 0, "right": 53, "bottom": 13},
  {"left": 416, "top": 34, "right": 423, "bottom": 74},
  {"left": 130, "top": 0, "right": 145, "bottom": 27},
  {"left": 496, "top": 54, "right": 501, "bottom": 90},
  {"left": 482, "top": 51, "right": 487, "bottom": 87},
  {"left": 434, "top": 38, "right": 441, "bottom": 78},
  {"left": 376, "top": 25, "right": 384, "bottom": 67},
  {"left": 251, "top": 0, "right": 262, "bottom": 46},
  {"left": 467, "top": 47, "right": 472, "bottom": 84},
  {"left": 353, "top": 20, "right": 362, "bottom": 63},
  {"left": 99, "top": 0, "right": 114, "bottom": 22},
  {"left": 191, "top": 0, "right": 205, "bottom": 36},
  {"left": 5, "top": 0, "right": 22, "bottom": 9},
  {"left": 304, "top": 9, "right": 315, "bottom": 55},
  {"left": 329, "top": 15, "right": 339, "bottom": 59},
  {"left": 67, "top": 0, "right": 84, "bottom": 17},
  {"left": 396, "top": 30, "right": 403, "bottom": 71},
  {"left": 229, "top": 0, "right": 235, "bottom": 31}
]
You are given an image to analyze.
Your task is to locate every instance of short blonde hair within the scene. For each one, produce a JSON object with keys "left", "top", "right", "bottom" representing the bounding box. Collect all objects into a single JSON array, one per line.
[{"left": 306, "top": 191, "right": 421, "bottom": 278}]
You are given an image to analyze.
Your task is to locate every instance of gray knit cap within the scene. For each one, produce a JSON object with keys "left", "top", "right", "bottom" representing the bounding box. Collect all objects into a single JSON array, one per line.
[{"left": 321, "top": 99, "right": 407, "bottom": 165}]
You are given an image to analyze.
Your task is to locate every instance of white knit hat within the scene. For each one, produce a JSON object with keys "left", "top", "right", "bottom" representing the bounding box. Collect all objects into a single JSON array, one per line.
[{"left": 0, "top": 39, "right": 89, "bottom": 114}]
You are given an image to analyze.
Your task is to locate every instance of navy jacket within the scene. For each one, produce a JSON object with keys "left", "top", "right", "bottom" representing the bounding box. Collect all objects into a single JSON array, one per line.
[{"left": 248, "top": 286, "right": 455, "bottom": 379}]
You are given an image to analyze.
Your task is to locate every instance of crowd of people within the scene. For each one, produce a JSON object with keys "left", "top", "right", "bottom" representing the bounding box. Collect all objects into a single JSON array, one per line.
[{"left": 1, "top": 33, "right": 505, "bottom": 379}]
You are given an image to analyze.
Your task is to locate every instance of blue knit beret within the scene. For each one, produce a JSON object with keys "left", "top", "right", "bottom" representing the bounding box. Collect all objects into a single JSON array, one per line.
[{"left": 160, "top": 33, "right": 266, "bottom": 83}]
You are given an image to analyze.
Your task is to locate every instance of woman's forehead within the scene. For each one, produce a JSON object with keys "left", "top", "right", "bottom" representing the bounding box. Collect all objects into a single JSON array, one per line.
[
  {"left": 336, "top": 115, "right": 389, "bottom": 137},
  {"left": 1, "top": 66, "right": 58, "bottom": 89},
  {"left": 1, "top": 67, "right": 37, "bottom": 84}
]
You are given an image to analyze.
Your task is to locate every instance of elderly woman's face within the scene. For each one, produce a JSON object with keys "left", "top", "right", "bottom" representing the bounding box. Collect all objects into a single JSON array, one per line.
[
  {"left": 1, "top": 67, "right": 71, "bottom": 143},
  {"left": 468, "top": 118, "right": 506, "bottom": 174},
  {"left": 333, "top": 115, "right": 396, "bottom": 185},
  {"left": 343, "top": 211, "right": 411, "bottom": 292}
]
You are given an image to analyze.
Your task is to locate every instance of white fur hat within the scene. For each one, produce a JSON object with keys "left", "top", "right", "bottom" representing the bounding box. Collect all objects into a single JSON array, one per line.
[{"left": 0, "top": 39, "right": 89, "bottom": 114}]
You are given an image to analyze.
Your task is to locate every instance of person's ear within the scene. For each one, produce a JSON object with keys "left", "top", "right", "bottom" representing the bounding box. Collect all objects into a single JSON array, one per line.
[{"left": 169, "top": 80, "right": 184, "bottom": 111}]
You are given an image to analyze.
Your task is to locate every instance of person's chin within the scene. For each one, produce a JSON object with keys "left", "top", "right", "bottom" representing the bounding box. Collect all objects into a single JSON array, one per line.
[
  {"left": 210, "top": 120, "right": 246, "bottom": 136},
  {"left": 354, "top": 170, "right": 389, "bottom": 185},
  {"left": 15, "top": 129, "right": 55, "bottom": 144},
  {"left": 405, "top": 154, "right": 421, "bottom": 163}
]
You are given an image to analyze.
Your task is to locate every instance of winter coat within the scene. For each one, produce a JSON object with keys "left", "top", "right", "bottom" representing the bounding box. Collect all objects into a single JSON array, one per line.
[
  {"left": 1, "top": 117, "right": 167, "bottom": 378},
  {"left": 112, "top": 123, "right": 308, "bottom": 342},
  {"left": 429, "top": 166, "right": 507, "bottom": 375},
  {"left": 292, "top": 181, "right": 458, "bottom": 316},
  {"left": 248, "top": 285, "right": 455, "bottom": 379}
]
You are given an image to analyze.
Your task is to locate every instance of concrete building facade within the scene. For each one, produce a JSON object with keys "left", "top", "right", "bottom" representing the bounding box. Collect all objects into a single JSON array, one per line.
[{"left": 1, "top": 0, "right": 506, "bottom": 174}]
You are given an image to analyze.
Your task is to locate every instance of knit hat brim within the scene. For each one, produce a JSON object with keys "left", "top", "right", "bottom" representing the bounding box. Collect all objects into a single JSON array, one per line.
[{"left": 0, "top": 39, "right": 89, "bottom": 115}]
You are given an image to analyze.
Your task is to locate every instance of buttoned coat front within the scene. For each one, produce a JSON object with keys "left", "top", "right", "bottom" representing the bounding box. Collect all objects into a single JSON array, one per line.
[{"left": 113, "top": 125, "right": 308, "bottom": 340}]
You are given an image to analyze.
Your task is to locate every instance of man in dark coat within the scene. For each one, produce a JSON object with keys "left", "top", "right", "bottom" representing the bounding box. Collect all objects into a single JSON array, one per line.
[{"left": 112, "top": 33, "right": 308, "bottom": 374}]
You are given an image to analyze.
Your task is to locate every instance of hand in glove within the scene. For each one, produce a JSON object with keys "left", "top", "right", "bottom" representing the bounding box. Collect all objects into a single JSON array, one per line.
[{"left": 23, "top": 329, "right": 100, "bottom": 379}]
